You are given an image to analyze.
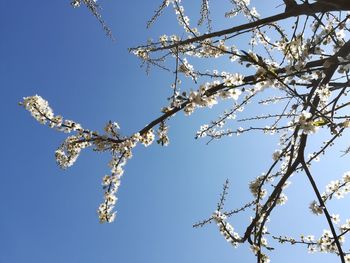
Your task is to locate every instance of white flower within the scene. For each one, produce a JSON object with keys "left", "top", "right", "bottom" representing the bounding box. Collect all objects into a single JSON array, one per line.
[
  {"left": 184, "top": 102, "right": 196, "bottom": 115},
  {"left": 309, "top": 201, "right": 323, "bottom": 215},
  {"left": 272, "top": 150, "right": 282, "bottom": 161},
  {"left": 297, "top": 111, "right": 318, "bottom": 134},
  {"left": 308, "top": 245, "right": 317, "bottom": 253},
  {"left": 140, "top": 129, "right": 155, "bottom": 147},
  {"left": 223, "top": 73, "right": 244, "bottom": 87},
  {"left": 277, "top": 193, "right": 288, "bottom": 205},
  {"left": 220, "top": 88, "right": 242, "bottom": 100},
  {"left": 71, "top": 0, "right": 81, "bottom": 8},
  {"left": 343, "top": 171, "right": 350, "bottom": 183},
  {"left": 316, "top": 85, "right": 331, "bottom": 102},
  {"left": 250, "top": 244, "right": 260, "bottom": 255},
  {"left": 249, "top": 176, "right": 267, "bottom": 199},
  {"left": 331, "top": 214, "right": 340, "bottom": 224}
]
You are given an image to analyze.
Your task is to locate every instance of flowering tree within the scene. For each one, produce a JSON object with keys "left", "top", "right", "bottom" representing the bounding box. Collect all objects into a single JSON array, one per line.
[{"left": 20, "top": 0, "right": 350, "bottom": 262}]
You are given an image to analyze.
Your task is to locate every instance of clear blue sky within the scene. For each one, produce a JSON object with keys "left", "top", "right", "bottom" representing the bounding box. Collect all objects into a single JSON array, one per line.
[{"left": 1, "top": 1, "right": 349, "bottom": 262}]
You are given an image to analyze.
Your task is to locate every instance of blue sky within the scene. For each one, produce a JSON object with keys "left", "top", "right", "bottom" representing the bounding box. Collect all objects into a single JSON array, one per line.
[{"left": 1, "top": 1, "right": 350, "bottom": 262}]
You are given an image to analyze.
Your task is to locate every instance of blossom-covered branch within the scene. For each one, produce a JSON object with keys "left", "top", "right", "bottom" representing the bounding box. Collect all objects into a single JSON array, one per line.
[{"left": 22, "top": 0, "right": 350, "bottom": 262}]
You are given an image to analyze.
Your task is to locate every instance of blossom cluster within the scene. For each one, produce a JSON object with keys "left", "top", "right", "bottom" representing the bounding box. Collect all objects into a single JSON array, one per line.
[
  {"left": 139, "top": 129, "right": 155, "bottom": 147},
  {"left": 20, "top": 95, "right": 83, "bottom": 132},
  {"left": 178, "top": 58, "right": 196, "bottom": 80},
  {"left": 316, "top": 85, "right": 331, "bottom": 105},
  {"left": 322, "top": 171, "right": 350, "bottom": 201},
  {"left": 184, "top": 83, "right": 218, "bottom": 115},
  {"left": 97, "top": 154, "right": 129, "bottom": 223},
  {"left": 98, "top": 174, "right": 120, "bottom": 223},
  {"left": 157, "top": 122, "right": 170, "bottom": 146},
  {"left": 296, "top": 111, "right": 319, "bottom": 135},
  {"left": 307, "top": 230, "right": 345, "bottom": 254},
  {"left": 309, "top": 171, "right": 350, "bottom": 219},
  {"left": 183, "top": 78, "right": 245, "bottom": 116},
  {"left": 55, "top": 135, "right": 91, "bottom": 169},
  {"left": 21, "top": 95, "right": 55, "bottom": 125},
  {"left": 212, "top": 210, "right": 240, "bottom": 247},
  {"left": 197, "top": 39, "right": 230, "bottom": 58},
  {"left": 225, "top": 0, "right": 259, "bottom": 19},
  {"left": 172, "top": 0, "right": 199, "bottom": 35},
  {"left": 249, "top": 175, "right": 268, "bottom": 199},
  {"left": 71, "top": 0, "right": 97, "bottom": 8}
]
